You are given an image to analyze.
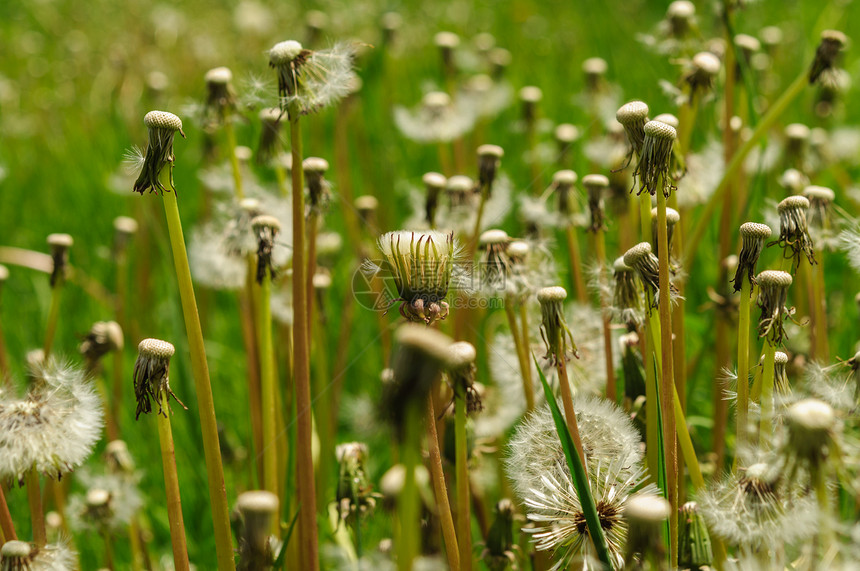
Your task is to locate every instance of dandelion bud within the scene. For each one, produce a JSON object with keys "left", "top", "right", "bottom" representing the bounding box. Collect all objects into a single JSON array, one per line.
[
  {"left": 477, "top": 144, "right": 504, "bottom": 194},
  {"left": 651, "top": 206, "right": 680, "bottom": 255},
  {"left": 354, "top": 195, "right": 378, "bottom": 227},
  {"left": 383, "top": 325, "right": 453, "bottom": 437},
  {"left": 583, "top": 174, "right": 609, "bottom": 232},
  {"left": 112, "top": 216, "right": 138, "bottom": 255},
  {"left": 613, "top": 257, "right": 643, "bottom": 326},
  {"left": 802, "top": 185, "right": 835, "bottom": 231},
  {"left": 678, "top": 502, "right": 713, "bottom": 569},
  {"left": 446, "top": 175, "right": 475, "bottom": 207},
  {"left": 256, "top": 108, "right": 283, "bottom": 166},
  {"left": 303, "top": 157, "right": 330, "bottom": 211},
  {"left": 755, "top": 270, "right": 793, "bottom": 344},
  {"left": 623, "top": 494, "right": 670, "bottom": 568},
  {"left": 79, "top": 321, "right": 124, "bottom": 369},
  {"left": 204, "top": 66, "right": 237, "bottom": 120},
  {"left": 685, "top": 51, "right": 721, "bottom": 97},
  {"left": 376, "top": 230, "right": 458, "bottom": 324},
  {"left": 552, "top": 169, "right": 578, "bottom": 217},
  {"left": 236, "top": 490, "right": 279, "bottom": 569},
  {"left": 336, "top": 442, "right": 376, "bottom": 524},
  {"left": 784, "top": 399, "right": 840, "bottom": 480},
  {"left": 445, "top": 341, "right": 481, "bottom": 414},
  {"left": 773, "top": 195, "right": 816, "bottom": 266},
  {"left": 666, "top": 0, "right": 695, "bottom": 38},
  {"left": 582, "top": 57, "right": 608, "bottom": 91},
  {"left": 422, "top": 172, "right": 447, "bottom": 226},
  {"left": 483, "top": 499, "right": 516, "bottom": 567},
  {"left": 133, "top": 338, "right": 186, "bottom": 419},
  {"left": 616, "top": 100, "right": 649, "bottom": 157},
  {"left": 47, "top": 233, "right": 73, "bottom": 288},
  {"left": 624, "top": 242, "right": 661, "bottom": 296},
  {"left": 635, "top": 120, "right": 676, "bottom": 196},
  {"left": 251, "top": 215, "right": 280, "bottom": 284},
  {"left": 732, "top": 222, "right": 772, "bottom": 292},
  {"left": 133, "top": 110, "right": 185, "bottom": 195},
  {"left": 519, "top": 86, "right": 542, "bottom": 123},
  {"left": 537, "top": 286, "right": 578, "bottom": 363},
  {"left": 809, "top": 30, "right": 847, "bottom": 84}
]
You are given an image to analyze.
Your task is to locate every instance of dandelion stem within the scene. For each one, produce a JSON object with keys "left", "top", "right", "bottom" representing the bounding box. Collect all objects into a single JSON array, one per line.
[
  {"left": 683, "top": 70, "right": 808, "bottom": 267},
  {"left": 736, "top": 278, "right": 752, "bottom": 461},
  {"left": 156, "top": 391, "right": 190, "bottom": 571},
  {"left": 594, "top": 228, "right": 617, "bottom": 402},
  {"left": 655, "top": 184, "right": 678, "bottom": 568},
  {"left": 0, "top": 483, "right": 16, "bottom": 542},
  {"left": 257, "top": 268, "right": 279, "bottom": 499},
  {"left": 425, "top": 395, "right": 460, "bottom": 571},
  {"left": 556, "top": 356, "right": 587, "bottom": 472},
  {"left": 306, "top": 211, "right": 319, "bottom": 343},
  {"left": 397, "top": 402, "right": 421, "bottom": 571},
  {"left": 26, "top": 467, "right": 45, "bottom": 546},
  {"left": 160, "top": 186, "right": 235, "bottom": 571},
  {"left": 454, "top": 384, "right": 472, "bottom": 571},
  {"left": 274, "top": 159, "right": 290, "bottom": 198},
  {"left": 42, "top": 282, "right": 63, "bottom": 358},
  {"left": 223, "top": 112, "right": 244, "bottom": 199},
  {"left": 504, "top": 303, "right": 534, "bottom": 412},
  {"left": 758, "top": 341, "right": 777, "bottom": 449},
  {"left": 288, "top": 103, "right": 319, "bottom": 570},
  {"left": 239, "top": 280, "right": 265, "bottom": 488},
  {"left": 564, "top": 225, "right": 588, "bottom": 304}
]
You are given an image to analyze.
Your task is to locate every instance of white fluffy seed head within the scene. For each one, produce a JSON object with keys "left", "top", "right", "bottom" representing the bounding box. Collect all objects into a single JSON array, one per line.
[
  {"left": 787, "top": 399, "right": 835, "bottom": 433},
  {"left": 137, "top": 338, "right": 175, "bottom": 359},
  {"left": 268, "top": 40, "right": 304, "bottom": 65},
  {"left": 143, "top": 110, "right": 183, "bottom": 132}
]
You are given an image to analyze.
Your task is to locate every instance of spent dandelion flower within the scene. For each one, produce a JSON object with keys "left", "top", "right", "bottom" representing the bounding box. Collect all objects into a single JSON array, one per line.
[
  {"left": 781, "top": 399, "right": 841, "bottom": 483},
  {"left": 67, "top": 472, "right": 142, "bottom": 533},
  {"left": 624, "top": 242, "right": 663, "bottom": 304},
  {"left": 0, "top": 538, "right": 76, "bottom": 571},
  {"left": 633, "top": 120, "right": 677, "bottom": 196},
  {"left": 478, "top": 229, "right": 512, "bottom": 296},
  {"left": 370, "top": 230, "right": 462, "bottom": 324},
  {"left": 537, "top": 286, "right": 578, "bottom": 363},
  {"left": 583, "top": 174, "right": 609, "bottom": 233},
  {"left": 132, "top": 339, "right": 186, "bottom": 420},
  {"left": 549, "top": 170, "right": 579, "bottom": 223},
  {"left": 650, "top": 206, "right": 680, "bottom": 266},
  {"left": 132, "top": 111, "right": 185, "bottom": 195},
  {"left": 394, "top": 91, "right": 476, "bottom": 143},
  {"left": 523, "top": 459, "right": 657, "bottom": 570},
  {"left": 616, "top": 101, "right": 649, "bottom": 159},
  {"left": 622, "top": 493, "right": 671, "bottom": 569},
  {"left": 203, "top": 66, "right": 238, "bottom": 126},
  {"left": 46, "top": 234, "right": 72, "bottom": 289},
  {"left": 802, "top": 185, "right": 836, "bottom": 244},
  {"left": 755, "top": 270, "right": 793, "bottom": 345},
  {"left": 267, "top": 40, "right": 357, "bottom": 116},
  {"left": 251, "top": 215, "right": 280, "bottom": 284},
  {"left": 733, "top": 222, "right": 773, "bottom": 294},
  {"left": 809, "top": 30, "right": 848, "bottom": 84},
  {"left": 256, "top": 107, "right": 284, "bottom": 166},
  {"left": 303, "top": 156, "right": 331, "bottom": 213},
  {"left": 78, "top": 321, "right": 123, "bottom": 371},
  {"left": 611, "top": 257, "right": 644, "bottom": 327},
  {"left": 422, "top": 172, "right": 447, "bottom": 228},
  {"left": 445, "top": 341, "right": 482, "bottom": 414},
  {"left": 235, "top": 490, "right": 279, "bottom": 571},
  {"left": 697, "top": 460, "right": 817, "bottom": 548},
  {"left": 683, "top": 51, "right": 721, "bottom": 102}
]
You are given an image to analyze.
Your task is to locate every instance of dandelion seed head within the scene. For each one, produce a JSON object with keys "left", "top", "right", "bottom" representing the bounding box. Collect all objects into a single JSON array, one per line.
[
  {"left": 113, "top": 216, "right": 138, "bottom": 237},
  {"left": 635, "top": 120, "right": 676, "bottom": 197},
  {"left": 133, "top": 339, "right": 185, "bottom": 419},
  {"left": 0, "top": 359, "right": 103, "bottom": 482},
  {"left": 268, "top": 40, "right": 304, "bottom": 66},
  {"left": 652, "top": 113, "right": 679, "bottom": 129},
  {"left": 555, "top": 123, "right": 580, "bottom": 144},
  {"left": 134, "top": 110, "right": 185, "bottom": 195}
]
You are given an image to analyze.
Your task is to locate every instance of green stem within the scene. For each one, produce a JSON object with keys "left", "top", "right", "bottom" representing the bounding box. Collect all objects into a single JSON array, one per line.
[
  {"left": 27, "top": 467, "right": 45, "bottom": 546},
  {"left": 398, "top": 402, "right": 421, "bottom": 571},
  {"left": 556, "top": 356, "right": 587, "bottom": 473},
  {"left": 656, "top": 186, "right": 678, "bottom": 569},
  {"left": 594, "top": 230, "right": 616, "bottom": 402},
  {"left": 425, "top": 395, "right": 460, "bottom": 571},
  {"left": 288, "top": 104, "right": 319, "bottom": 570},
  {"left": 759, "top": 342, "right": 777, "bottom": 449},
  {"left": 274, "top": 160, "right": 289, "bottom": 198},
  {"left": 683, "top": 70, "right": 809, "bottom": 267},
  {"left": 736, "top": 279, "right": 752, "bottom": 462},
  {"left": 257, "top": 270, "right": 278, "bottom": 498},
  {"left": 160, "top": 188, "right": 234, "bottom": 571},
  {"left": 564, "top": 225, "right": 587, "bottom": 304},
  {"left": 156, "top": 390, "right": 190, "bottom": 571},
  {"left": 504, "top": 304, "right": 534, "bottom": 412},
  {"left": 223, "top": 114, "right": 244, "bottom": 200},
  {"left": 454, "top": 388, "right": 471, "bottom": 571},
  {"left": 42, "top": 282, "right": 63, "bottom": 358}
]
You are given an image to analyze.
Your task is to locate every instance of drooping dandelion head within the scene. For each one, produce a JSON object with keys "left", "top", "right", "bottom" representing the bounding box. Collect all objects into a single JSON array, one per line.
[
  {"left": 79, "top": 321, "right": 124, "bottom": 369},
  {"left": 809, "top": 29, "right": 848, "bottom": 84},
  {"left": 624, "top": 242, "right": 660, "bottom": 297},
  {"left": 583, "top": 174, "right": 609, "bottom": 233},
  {"left": 0, "top": 359, "right": 103, "bottom": 483},
  {"left": 732, "top": 222, "right": 772, "bottom": 293},
  {"left": 774, "top": 351, "right": 791, "bottom": 395},
  {"left": 755, "top": 270, "right": 793, "bottom": 345},
  {"left": 537, "top": 286, "right": 578, "bottom": 364},
  {"left": 634, "top": 120, "right": 677, "bottom": 197},
  {"left": 133, "top": 110, "right": 185, "bottom": 195},
  {"left": 611, "top": 257, "right": 643, "bottom": 327},
  {"left": 251, "top": 215, "right": 280, "bottom": 284},
  {"left": 650, "top": 206, "right": 680, "bottom": 258},
  {"left": 615, "top": 101, "right": 649, "bottom": 157},
  {"left": 477, "top": 144, "right": 504, "bottom": 193},
  {"left": 46, "top": 233, "right": 73, "bottom": 288},
  {"left": 133, "top": 338, "right": 186, "bottom": 419},
  {"left": 376, "top": 230, "right": 459, "bottom": 325}
]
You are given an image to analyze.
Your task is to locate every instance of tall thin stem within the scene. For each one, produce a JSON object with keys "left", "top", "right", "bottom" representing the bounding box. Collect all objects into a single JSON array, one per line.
[
  {"left": 156, "top": 391, "right": 190, "bottom": 571},
  {"left": 454, "top": 386, "right": 472, "bottom": 571},
  {"left": 655, "top": 186, "right": 678, "bottom": 568},
  {"left": 0, "top": 484, "right": 16, "bottom": 542},
  {"left": 565, "top": 225, "right": 588, "bottom": 304},
  {"left": 556, "top": 357, "right": 587, "bottom": 472},
  {"left": 288, "top": 105, "right": 319, "bottom": 570},
  {"left": 504, "top": 304, "right": 534, "bottom": 412},
  {"left": 398, "top": 403, "right": 421, "bottom": 571},
  {"left": 425, "top": 395, "right": 460, "bottom": 571},
  {"left": 759, "top": 342, "right": 777, "bottom": 448},
  {"left": 27, "top": 467, "right": 45, "bottom": 546},
  {"left": 736, "top": 279, "right": 752, "bottom": 460},
  {"left": 223, "top": 113, "right": 244, "bottom": 200},
  {"left": 160, "top": 188, "right": 235, "bottom": 571},
  {"left": 594, "top": 229, "right": 616, "bottom": 402},
  {"left": 257, "top": 269, "right": 278, "bottom": 498}
]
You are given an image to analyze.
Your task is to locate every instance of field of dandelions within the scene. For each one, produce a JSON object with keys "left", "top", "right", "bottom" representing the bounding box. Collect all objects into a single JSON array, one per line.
[{"left": 2, "top": 0, "right": 860, "bottom": 569}]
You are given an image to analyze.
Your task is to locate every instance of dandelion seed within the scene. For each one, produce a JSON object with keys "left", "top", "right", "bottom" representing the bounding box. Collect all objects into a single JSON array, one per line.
[
  {"left": 132, "top": 339, "right": 186, "bottom": 419},
  {"left": 732, "top": 222, "right": 772, "bottom": 292},
  {"left": 459, "top": 74, "right": 513, "bottom": 120},
  {"left": 755, "top": 270, "right": 793, "bottom": 344},
  {"left": 132, "top": 111, "right": 185, "bottom": 195},
  {"left": 268, "top": 40, "right": 357, "bottom": 116},
  {"left": 0, "top": 359, "right": 103, "bottom": 482}
]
